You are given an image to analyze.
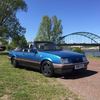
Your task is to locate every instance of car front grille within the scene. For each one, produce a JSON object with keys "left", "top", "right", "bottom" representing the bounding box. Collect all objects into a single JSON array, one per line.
[{"left": 69, "top": 57, "right": 83, "bottom": 63}]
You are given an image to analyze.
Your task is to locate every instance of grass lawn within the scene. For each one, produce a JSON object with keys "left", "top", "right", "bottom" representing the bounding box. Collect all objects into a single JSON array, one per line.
[{"left": 0, "top": 55, "right": 80, "bottom": 100}]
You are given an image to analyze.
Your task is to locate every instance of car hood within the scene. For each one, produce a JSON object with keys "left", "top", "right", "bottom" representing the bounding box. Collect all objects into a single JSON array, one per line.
[{"left": 44, "top": 50, "right": 84, "bottom": 58}]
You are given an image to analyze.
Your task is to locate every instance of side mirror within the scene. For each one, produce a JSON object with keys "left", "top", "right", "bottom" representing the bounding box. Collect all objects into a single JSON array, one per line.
[
  {"left": 30, "top": 49, "right": 38, "bottom": 54},
  {"left": 34, "top": 49, "right": 38, "bottom": 54}
]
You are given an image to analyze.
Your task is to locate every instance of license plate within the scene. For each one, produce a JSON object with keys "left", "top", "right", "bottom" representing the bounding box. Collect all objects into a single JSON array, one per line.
[{"left": 75, "top": 64, "right": 84, "bottom": 70}]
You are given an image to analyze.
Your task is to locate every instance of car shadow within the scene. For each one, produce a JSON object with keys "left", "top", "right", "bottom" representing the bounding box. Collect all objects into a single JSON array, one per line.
[
  {"left": 57, "top": 70, "right": 98, "bottom": 79},
  {"left": 15, "top": 66, "right": 98, "bottom": 79}
]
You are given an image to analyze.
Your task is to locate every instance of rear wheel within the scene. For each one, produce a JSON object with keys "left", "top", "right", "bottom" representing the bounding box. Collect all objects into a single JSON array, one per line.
[
  {"left": 41, "top": 61, "right": 54, "bottom": 77},
  {"left": 11, "top": 58, "right": 18, "bottom": 67}
]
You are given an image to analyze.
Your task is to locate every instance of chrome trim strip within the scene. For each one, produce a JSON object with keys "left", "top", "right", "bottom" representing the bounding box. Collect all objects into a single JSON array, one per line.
[
  {"left": 15, "top": 58, "right": 40, "bottom": 64},
  {"left": 53, "top": 63, "right": 74, "bottom": 68}
]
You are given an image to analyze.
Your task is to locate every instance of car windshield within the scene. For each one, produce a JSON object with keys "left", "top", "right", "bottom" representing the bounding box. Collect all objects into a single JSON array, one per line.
[{"left": 35, "top": 42, "right": 62, "bottom": 51}]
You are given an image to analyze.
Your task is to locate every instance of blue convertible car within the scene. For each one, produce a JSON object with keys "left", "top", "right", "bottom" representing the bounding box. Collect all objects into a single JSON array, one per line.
[{"left": 9, "top": 41, "right": 89, "bottom": 77}]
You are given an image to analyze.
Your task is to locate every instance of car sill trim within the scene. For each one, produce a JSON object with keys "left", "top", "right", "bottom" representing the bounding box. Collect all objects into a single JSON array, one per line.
[{"left": 15, "top": 58, "right": 40, "bottom": 64}]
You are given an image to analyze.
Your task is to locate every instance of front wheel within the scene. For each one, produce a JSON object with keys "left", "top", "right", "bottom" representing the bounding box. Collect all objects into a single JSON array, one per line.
[{"left": 41, "top": 61, "right": 54, "bottom": 77}]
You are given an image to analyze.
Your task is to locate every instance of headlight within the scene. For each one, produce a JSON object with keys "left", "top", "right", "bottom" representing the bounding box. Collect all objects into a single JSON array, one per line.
[
  {"left": 61, "top": 58, "right": 69, "bottom": 64},
  {"left": 83, "top": 56, "right": 87, "bottom": 62}
]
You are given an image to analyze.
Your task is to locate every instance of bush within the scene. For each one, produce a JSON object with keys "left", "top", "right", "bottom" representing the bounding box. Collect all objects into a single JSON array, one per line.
[{"left": 72, "top": 47, "right": 84, "bottom": 54}]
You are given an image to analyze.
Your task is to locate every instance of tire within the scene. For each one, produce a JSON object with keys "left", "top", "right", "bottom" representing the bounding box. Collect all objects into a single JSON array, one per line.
[
  {"left": 11, "top": 58, "right": 18, "bottom": 67},
  {"left": 41, "top": 61, "right": 54, "bottom": 77}
]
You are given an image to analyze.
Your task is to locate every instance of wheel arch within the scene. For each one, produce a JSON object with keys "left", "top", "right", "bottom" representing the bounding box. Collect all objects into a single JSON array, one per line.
[
  {"left": 40, "top": 58, "right": 53, "bottom": 66},
  {"left": 40, "top": 59, "right": 54, "bottom": 77},
  {"left": 10, "top": 54, "right": 17, "bottom": 63},
  {"left": 11, "top": 55, "right": 16, "bottom": 59}
]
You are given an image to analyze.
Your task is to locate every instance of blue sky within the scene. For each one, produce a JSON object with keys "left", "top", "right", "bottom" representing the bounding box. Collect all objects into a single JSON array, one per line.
[{"left": 17, "top": 0, "right": 100, "bottom": 42}]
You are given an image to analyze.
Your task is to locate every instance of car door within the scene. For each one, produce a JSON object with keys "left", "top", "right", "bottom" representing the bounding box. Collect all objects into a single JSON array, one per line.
[
  {"left": 15, "top": 48, "right": 29, "bottom": 66},
  {"left": 22, "top": 48, "right": 41, "bottom": 69}
]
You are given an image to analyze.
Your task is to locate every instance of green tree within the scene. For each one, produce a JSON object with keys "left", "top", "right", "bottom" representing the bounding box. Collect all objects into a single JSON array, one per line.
[
  {"left": 11, "top": 35, "right": 27, "bottom": 48},
  {"left": 0, "top": 37, "right": 8, "bottom": 45},
  {"left": 35, "top": 16, "right": 63, "bottom": 43},
  {"left": 0, "top": 0, "right": 27, "bottom": 39}
]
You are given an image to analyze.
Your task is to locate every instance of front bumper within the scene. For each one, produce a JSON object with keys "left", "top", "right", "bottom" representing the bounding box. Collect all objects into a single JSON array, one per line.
[{"left": 53, "top": 61, "right": 89, "bottom": 74}]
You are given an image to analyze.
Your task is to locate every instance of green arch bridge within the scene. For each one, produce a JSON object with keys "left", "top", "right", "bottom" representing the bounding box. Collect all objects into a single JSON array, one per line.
[{"left": 59, "top": 32, "right": 100, "bottom": 51}]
